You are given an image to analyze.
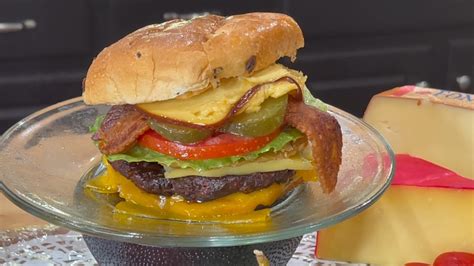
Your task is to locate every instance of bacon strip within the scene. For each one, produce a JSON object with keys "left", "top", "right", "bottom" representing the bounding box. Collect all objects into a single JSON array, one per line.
[
  {"left": 285, "top": 99, "right": 342, "bottom": 193},
  {"left": 95, "top": 105, "right": 150, "bottom": 155}
]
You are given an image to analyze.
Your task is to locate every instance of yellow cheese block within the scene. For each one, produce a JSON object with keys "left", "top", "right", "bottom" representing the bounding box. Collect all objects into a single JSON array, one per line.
[
  {"left": 164, "top": 156, "right": 313, "bottom": 178},
  {"left": 317, "top": 186, "right": 474, "bottom": 265},
  {"left": 138, "top": 64, "right": 306, "bottom": 125},
  {"left": 363, "top": 86, "right": 474, "bottom": 178}
]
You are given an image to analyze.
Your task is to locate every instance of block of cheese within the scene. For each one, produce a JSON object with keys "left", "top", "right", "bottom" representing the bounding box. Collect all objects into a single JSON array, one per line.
[
  {"left": 316, "top": 154, "right": 474, "bottom": 265},
  {"left": 363, "top": 86, "right": 474, "bottom": 178}
]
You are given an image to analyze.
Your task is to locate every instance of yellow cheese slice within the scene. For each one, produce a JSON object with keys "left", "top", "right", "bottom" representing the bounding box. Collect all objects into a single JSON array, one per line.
[
  {"left": 86, "top": 158, "right": 291, "bottom": 222},
  {"left": 317, "top": 185, "right": 474, "bottom": 265},
  {"left": 364, "top": 86, "right": 474, "bottom": 178},
  {"left": 164, "top": 156, "right": 313, "bottom": 178},
  {"left": 138, "top": 64, "right": 307, "bottom": 125}
]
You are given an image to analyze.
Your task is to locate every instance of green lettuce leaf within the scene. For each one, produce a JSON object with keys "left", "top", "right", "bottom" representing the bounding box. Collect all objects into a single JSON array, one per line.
[
  {"left": 89, "top": 115, "right": 105, "bottom": 133},
  {"left": 303, "top": 85, "right": 327, "bottom": 112},
  {"left": 107, "top": 128, "right": 303, "bottom": 171}
]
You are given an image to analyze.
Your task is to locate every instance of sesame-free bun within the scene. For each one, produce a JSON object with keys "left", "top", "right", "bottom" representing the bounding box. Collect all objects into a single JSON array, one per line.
[{"left": 83, "top": 13, "right": 304, "bottom": 105}]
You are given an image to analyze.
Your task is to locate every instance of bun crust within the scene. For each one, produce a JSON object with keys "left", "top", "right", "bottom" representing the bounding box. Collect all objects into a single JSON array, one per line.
[{"left": 83, "top": 13, "right": 304, "bottom": 105}]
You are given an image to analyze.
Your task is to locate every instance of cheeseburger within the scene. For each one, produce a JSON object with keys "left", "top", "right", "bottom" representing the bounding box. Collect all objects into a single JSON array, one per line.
[{"left": 84, "top": 13, "right": 342, "bottom": 222}]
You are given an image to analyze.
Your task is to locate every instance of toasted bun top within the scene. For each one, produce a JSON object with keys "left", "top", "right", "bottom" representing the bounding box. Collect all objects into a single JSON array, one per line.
[{"left": 83, "top": 12, "right": 304, "bottom": 105}]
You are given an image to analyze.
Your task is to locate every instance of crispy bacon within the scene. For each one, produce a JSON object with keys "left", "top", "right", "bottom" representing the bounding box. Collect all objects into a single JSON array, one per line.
[
  {"left": 95, "top": 105, "right": 150, "bottom": 155},
  {"left": 285, "top": 99, "right": 342, "bottom": 193}
]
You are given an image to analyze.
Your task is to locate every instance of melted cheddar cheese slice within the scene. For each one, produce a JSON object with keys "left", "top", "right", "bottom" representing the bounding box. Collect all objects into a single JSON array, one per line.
[
  {"left": 87, "top": 159, "right": 291, "bottom": 222},
  {"left": 137, "top": 64, "right": 307, "bottom": 125}
]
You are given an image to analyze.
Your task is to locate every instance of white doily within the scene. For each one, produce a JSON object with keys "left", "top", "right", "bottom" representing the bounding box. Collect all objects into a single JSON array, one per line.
[{"left": 0, "top": 225, "right": 95, "bottom": 265}]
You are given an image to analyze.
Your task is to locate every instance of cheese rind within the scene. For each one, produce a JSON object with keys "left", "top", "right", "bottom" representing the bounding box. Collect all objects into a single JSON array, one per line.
[
  {"left": 393, "top": 154, "right": 474, "bottom": 189},
  {"left": 316, "top": 185, "right": 474, "bottom": 265},
  {"left": 363, "top": 86, "right": 474, "bottom": 178}
]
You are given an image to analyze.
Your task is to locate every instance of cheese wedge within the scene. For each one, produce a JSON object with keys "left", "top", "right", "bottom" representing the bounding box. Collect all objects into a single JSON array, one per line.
[
  {"left": 317, "top": 87, "right": 474, "bottom": 264},
  {"left": 363, "top": 86, "right": 474, "bottom": 178},
  {"left": 138, "top": 64, "right": 306, "bottom": 125}
]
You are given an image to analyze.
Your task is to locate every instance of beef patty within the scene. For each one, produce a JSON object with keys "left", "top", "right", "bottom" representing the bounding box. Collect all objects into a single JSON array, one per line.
[{"left": 109, "top": 160, "right": 295, "bottom": 202}]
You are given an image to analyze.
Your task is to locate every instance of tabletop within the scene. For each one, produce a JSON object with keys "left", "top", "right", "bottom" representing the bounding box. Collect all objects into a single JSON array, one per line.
[{"left": 0, "top": 194, "right": 47, "bottom": 230}]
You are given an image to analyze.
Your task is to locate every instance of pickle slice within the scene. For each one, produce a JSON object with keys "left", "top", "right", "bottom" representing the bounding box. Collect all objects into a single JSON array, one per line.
[
  {"left": 148, "top": 95, "right": 288, "bottom": 142},
  {"left": 148, "top": 120, "right": 212, "bottom": 144},
  {"left": 221, "top": 95, "right": 288, "bottom": 137}
]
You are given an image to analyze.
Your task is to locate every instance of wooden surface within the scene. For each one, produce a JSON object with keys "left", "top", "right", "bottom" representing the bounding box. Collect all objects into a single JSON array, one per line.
[{"left": 0, "top": 193, "right": 47, "bottom": 230}]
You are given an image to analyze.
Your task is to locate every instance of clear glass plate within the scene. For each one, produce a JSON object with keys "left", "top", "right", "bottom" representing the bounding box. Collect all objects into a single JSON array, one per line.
[{"left": 0, "top": 97, "right": 394, "bottom": 247}]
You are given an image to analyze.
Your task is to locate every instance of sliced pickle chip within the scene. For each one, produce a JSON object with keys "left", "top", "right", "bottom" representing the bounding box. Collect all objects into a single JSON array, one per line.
[
  {"left": 221, "top": 95, "right": 288, "bottom": 137},
  {"left": 148, "top": 120, "right": 212, "bottom": 144}
]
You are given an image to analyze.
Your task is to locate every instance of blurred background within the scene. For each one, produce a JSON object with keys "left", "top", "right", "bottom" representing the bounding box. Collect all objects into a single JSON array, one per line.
[{"left": 0, "top": 0, "right": 473, "bottom": 132}]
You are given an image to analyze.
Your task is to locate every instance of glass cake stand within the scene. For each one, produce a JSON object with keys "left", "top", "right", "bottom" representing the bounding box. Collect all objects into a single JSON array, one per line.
[{"left": 0, "top": 97, "right": 394, "bottom": 264}]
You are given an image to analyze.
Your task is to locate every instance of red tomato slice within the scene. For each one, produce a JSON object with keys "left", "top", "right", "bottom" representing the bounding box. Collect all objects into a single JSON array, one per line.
[
  {"left": 434, "top": 252, "right": 474, "bottom": 266},
  {"left": 138, "top": 129, "right": 280, "bottom": 160}
]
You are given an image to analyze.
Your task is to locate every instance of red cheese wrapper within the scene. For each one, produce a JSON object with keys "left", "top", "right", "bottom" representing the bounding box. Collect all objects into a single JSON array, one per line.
[
  {"left": 363, "top": 153, "right": 474, "bottom": 189},
  {"left": 393, "top": 154, "right": 474, "bottom": 189}
]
